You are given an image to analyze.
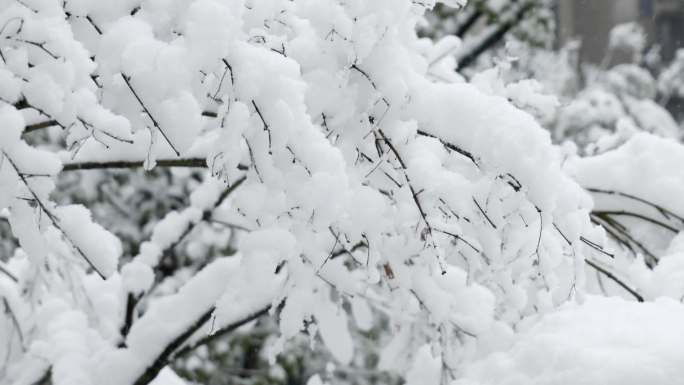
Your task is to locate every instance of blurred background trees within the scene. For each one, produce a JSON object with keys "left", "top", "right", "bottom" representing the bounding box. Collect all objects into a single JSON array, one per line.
[{"left": 423, "top": 0, "right": 684, "bottom": 155}]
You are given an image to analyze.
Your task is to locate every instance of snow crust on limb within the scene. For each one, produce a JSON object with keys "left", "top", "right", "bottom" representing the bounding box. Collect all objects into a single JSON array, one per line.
[
  {"left": 54, "top": 204, "right": 122, "bottom": 277},
  {"left": 101, "top": 257, "right": 242, "bottom": 385}
]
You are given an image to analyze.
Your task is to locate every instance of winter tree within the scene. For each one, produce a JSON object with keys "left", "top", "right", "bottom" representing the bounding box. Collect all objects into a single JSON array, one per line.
[{"left": 1, "top": 1, "right": 684, "bottom": 385}]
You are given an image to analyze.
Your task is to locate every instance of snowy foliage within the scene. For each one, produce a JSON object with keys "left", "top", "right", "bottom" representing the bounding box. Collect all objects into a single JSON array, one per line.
[{"left": 1, "top": 1, "right": 684, "bottom": 385}]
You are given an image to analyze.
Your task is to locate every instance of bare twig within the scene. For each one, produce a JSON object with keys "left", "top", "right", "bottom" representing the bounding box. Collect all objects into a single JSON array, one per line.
[
  {"left": 591, "top": 213, "right": 657, "bottom": 267},
  {"left": 121, "top": 74, "right": 181, "bottom": 156},
  {"left": 416, "top": 130, "right": 478, "bottom": 166},
  {"left": 585, "top": 259, "right": 644, "bottom": 302},
  {"left": 472, "top": 197, "right": 497, "bottom": 229},
  {"left": 593, "top": 210, "right": 678, "bottom": 233},
  {"left": 251, "top": 100, "right": 272, "bottom": 154},
  {"left": 433, "top": 228, "right": 481, "bottom": 254},
  {"left": 586, "top": 187, "right": 684, "bottom": 224}
]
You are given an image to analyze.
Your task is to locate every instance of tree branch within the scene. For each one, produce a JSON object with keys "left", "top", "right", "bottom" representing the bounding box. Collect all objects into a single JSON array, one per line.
[
  {"left": 585, "top": 259, "right": 644, "bottom": 302},
  {"left": 61, "top": 158, "right": 249, "bottom": 172},
  {"left": 0, "top": 263, "right": 18, "bottom": 283},
  {"left": 171, "top": 305, "right": 272, "bottom": 360},
  {"left": 119, "top": 292, "right": 140, "bottom": 344},
  {"left": 586, "top": 187, "right": 684, "bottom": 224},
  {"left": 121, "top": 74, "right": 180, "bottom": 156},
  {"left": 23, "top": 120, "right": 59, "bottom": 133},
  {"left": 416, "top": 130, "right": 478, "bottom": 166},
  {"left": 132, "top": 307, "right": 214, "bottom": 385},
  {"left": 377, "top": 129, "right": 434, "bottom": 240},
  {"left": 455, "top": 8, "right": 483, "bottom": 38},
  {"left": 593, "top": 210, "right": 678, "bottom": 233}
]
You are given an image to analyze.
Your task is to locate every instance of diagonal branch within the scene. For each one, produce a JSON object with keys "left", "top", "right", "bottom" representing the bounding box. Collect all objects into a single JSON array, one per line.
[
  {"left": 416, "top": 130, "right": 478, "bottom": 166},
  {"left": 251, "top": 100, "right": 272, "bottom": 154},
  {"left": 455, "top": 8, "right": 483, "bottom": 38},
  {"left": 377, "top": 129, "right": 434, "bottom": 240},
  {"left": 472, "top": 197, "right": 497, "bottom": 229},
  {"left": 132, "top": 307, "right": 214, "bottom": 385},
  {"left": 0, "top": 263, "right": 18, "bottom": 283},
  {"left": 133, "top": 304, "right": 274, "bottom": 385},
  {"left": 171, "top": 305, "right": 271, "bottom": 360},
  {"left": 585, "top": 258, "right": 644, "bottom": 302},
  {"left": 121, "top": 74, "right": 180, "bottom": 156}
]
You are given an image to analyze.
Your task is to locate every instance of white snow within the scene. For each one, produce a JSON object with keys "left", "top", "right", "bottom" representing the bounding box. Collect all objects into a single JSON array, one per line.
[{"left": 455, "top": 296, "right": 684, "bottom": 385}]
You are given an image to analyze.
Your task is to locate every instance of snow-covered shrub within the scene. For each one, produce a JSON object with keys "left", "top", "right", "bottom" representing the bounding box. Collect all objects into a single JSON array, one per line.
[{"left": 1, "top": 1, "right": 684, "bottom": 385}]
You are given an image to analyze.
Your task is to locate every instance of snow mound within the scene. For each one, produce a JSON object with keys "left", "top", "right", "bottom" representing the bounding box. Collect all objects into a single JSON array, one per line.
[{"left": 456, "top": 296, "right": 684, "bottom": 385}]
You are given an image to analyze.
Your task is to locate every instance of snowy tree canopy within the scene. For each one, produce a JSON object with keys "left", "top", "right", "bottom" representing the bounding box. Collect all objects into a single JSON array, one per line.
[{"left": 1, "top": 1, "right": 684, "bottom": 385}]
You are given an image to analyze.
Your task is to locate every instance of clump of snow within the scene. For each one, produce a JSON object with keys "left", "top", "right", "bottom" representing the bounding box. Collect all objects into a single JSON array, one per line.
[
  {"left": 121, "top": 260, "right": 154, "bottom": 295},
  {"left": 55, "top": 204, "right": 122, "bottom": 278},
  {"left": 608, "top": 23, "right": 645, "bottom": 60}
]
